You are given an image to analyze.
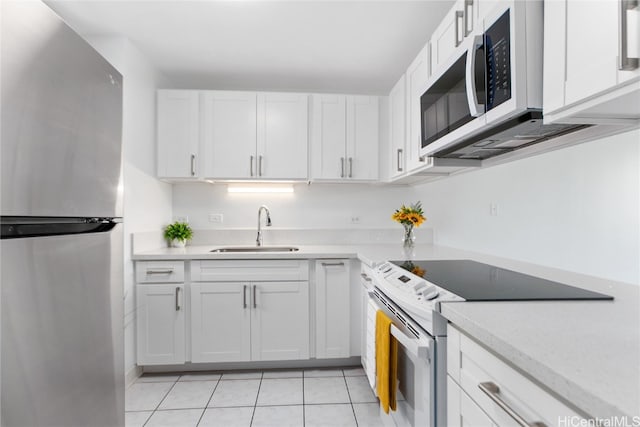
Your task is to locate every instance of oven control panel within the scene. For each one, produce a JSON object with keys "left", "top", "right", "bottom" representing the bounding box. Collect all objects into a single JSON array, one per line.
[{"left": 373, "top": 262, "right": 464, "bottom": 324}]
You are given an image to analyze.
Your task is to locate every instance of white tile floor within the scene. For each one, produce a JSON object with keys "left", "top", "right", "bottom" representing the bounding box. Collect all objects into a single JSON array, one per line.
[{"left": 125, "top": 367, "right": 384, "bottom": 427}]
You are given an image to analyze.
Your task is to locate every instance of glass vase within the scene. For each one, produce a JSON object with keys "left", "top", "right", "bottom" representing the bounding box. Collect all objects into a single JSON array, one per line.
[{"left": 402, "top": 224, "right": 415, "bottom": 248}]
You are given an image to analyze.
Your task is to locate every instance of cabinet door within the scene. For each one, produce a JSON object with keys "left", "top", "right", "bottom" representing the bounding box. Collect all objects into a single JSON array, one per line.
[
  {"left": 257, "top": 93, "right": 308, "bottom": 180},
  {"left": 543, "top": 0, "right": 567, "bottom": 114},
  {"left": 315, "top": 260, "right": 350, "bottom": 358},
  {"left": 136, "top": 284, "right": 185, "bottom": 365},
  {"left": 251, "top": 281, "right": 309, "bottom": 361},
  {"left": 157, "top": 90, "right": 200, "bottom": 179},
  {"left": 202, "top": 91, "right": 257, "bottom": 179},
  {"left": 389, "top": 75, "right": 406, "bottom": 178},
  {"left": 405, "top": 45, "right": 430, "bottom": 173},
  {"left": 346, "top": 96, "right": 378, "bottom": 181},
  {"left": 310, "top": 95, "right": 347, "bottom": 180},
  {"left": 431, "top": 1, "right": 465, "bottom": 71},
  {"left": 190, "top": 282, "right": 251, "bottom": 363},
  {"left": 564, "top": 1, "right": 619, "bottom": 105},
  {"left": 448, "top": 377, "right": 496, "bottom": 427}
]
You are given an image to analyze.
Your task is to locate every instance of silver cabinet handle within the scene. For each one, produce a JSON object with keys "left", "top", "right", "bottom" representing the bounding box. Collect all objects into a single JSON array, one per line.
[
  {"left": 322, "top": 262, "right": 345, "bottom": 267},
  {"left": 250, "top": 155, "right": 255, "bottom": 177},
  {"left": 454, "top": 10, "right": 464, "bottom": 47},
  {"left": 360, "top": 273, "right": 372, "bottom": 282},
  {"left": 190, "top": 154, "right": 196, "bottom": 176},
  {"left": 340, "top": 157, "right": 345, "bottom": 178},
  {"left": 348, "top": 157, "right": 353, "bottom": 178},
  {"left": 397, "top": 149, "right": 403, "bottom": 172},
  {"left": 243, "top": 285, "right": 247, "bottom": 309},
  {"left": 146, "top": 269, "right": 174, "bottom": 275},
  {"left": 619, "top": 0, "right": 639, "bottom": 70},
  {"left": 253, "top": 285, "right": 257, "bottom": 308},
  {"left": 175, "top": 287, "right": 181, "bottom": 311},
  {"left": 464, "top": 0, "right": 473, "bottom": 36},
  {"left": 478, "top": 382, "right": 548, "bottom": 427},
  {"left": 258, "top": 155, "right": 263, "bottom": 176}
]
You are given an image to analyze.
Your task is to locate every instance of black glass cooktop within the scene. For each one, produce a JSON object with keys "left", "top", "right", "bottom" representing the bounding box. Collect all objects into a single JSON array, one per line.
[{"left": 391, "top": 259, "right": 613, "bottom": 301}]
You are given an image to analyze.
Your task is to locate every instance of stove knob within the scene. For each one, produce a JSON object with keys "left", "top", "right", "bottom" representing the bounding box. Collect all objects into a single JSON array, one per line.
[
  {"left": 413, "top": 281, "right": 428, "bottom": 295},
  {"left": 421, "top": 285, "right": 439, "bottom": 300}
]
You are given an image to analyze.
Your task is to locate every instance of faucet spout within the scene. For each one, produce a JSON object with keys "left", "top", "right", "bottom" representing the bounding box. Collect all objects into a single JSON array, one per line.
[{"left": 256, "top": 205, "right": 272, "bottom": 246}]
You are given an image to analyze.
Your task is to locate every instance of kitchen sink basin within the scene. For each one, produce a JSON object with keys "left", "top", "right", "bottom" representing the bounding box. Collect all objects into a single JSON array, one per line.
[{"left": 210, "top": 246, "right": 299, "bottom": 253}]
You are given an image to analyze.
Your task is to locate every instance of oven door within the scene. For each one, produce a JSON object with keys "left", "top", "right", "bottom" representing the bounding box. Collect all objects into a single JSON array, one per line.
[{"left": 370, "top": 288, "right": 437, "bottom": 427}]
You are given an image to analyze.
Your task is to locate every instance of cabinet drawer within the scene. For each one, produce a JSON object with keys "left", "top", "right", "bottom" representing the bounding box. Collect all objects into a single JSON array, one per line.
[
  {"left": 136, "top": 261, "right": 185, "bottom": 283},
  {"left": 448, "top": 324, "right": 585, "bottom": 426},
  {"left": 192, "top": 260, "right": 309, "bottom": 282}
]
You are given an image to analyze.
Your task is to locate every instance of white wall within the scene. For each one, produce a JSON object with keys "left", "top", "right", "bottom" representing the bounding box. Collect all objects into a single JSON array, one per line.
[
  {"left": 85, "top": 36, "right": 173, "bottom": 381},
  {"left": 172, "top": 182, "right": 420, "bottom": 230},
  {"left": 415, "top": 129, "right": 640, "bottom": 285}
]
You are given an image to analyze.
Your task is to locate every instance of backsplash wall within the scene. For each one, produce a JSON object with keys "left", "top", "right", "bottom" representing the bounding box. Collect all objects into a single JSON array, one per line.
[
  {"left": 172, "top": 182, "right": 421, "bottom": 230},
  {"left": 415, "top": 129, "right": 640, "bottom": 285}
]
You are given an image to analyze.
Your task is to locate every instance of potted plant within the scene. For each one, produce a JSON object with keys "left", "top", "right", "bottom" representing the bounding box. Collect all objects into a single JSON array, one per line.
[{"left": 164, "top": 221, "right": 193, "bottom": 248}]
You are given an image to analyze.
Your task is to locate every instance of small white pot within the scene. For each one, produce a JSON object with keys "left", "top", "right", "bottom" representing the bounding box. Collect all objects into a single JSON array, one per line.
[{"left": 171, "top": 239, "right": 186, "bottom": 248}]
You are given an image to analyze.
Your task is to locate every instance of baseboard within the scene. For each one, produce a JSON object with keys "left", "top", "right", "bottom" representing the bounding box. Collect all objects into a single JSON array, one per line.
[
  {"left": 141, "top": 357, "right": 362, "bottom": 374},
  {"left": 125, "top": 365, "right": 143, "bottom": 387}
]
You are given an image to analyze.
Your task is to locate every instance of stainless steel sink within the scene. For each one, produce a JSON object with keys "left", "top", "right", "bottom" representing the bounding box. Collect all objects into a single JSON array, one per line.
[{"left": 210, "top": 246, "right": 299, "bottom": 253}]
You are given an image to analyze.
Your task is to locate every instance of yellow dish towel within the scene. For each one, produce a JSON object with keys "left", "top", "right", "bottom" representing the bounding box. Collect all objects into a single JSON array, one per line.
[{"left": 376, "top": 310, "right": 398, "bottom": 414}]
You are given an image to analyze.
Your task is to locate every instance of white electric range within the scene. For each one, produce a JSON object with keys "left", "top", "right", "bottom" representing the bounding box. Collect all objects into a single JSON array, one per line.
[{"left": 367, "top": 259, "right": 612, "bottom": 427}]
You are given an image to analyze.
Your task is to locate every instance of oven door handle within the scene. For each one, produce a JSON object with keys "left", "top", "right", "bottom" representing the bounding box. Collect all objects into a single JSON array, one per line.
[
  {"left": 368, "top": 291, "right": 431, "bottom": 360},
  {"left": 390, "top": 324, "right": 430, "bottom": 360}
]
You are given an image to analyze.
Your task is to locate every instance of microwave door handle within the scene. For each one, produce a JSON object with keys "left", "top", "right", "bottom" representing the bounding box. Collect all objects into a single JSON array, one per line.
[{"left": 465, "top": 34, "right": 485, "bottom": 117}]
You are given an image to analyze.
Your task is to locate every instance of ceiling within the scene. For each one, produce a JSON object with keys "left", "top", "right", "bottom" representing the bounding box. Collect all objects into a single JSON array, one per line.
[{"left": 46, "top": 1, "right": 453, "bottom": 95}]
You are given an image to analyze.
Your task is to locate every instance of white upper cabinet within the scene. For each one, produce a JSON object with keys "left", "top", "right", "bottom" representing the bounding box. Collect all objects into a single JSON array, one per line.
[
  {"left": 256, "top": 93, "right": 309, "bottom": 180},
  {"left": 405, "top": 44, "right": 432, "bottom": 174},
  {"left": 389, "top": 75, "right": 406, "bottom": 179},
  {"left": 544, "top": 0, "right": 640, "bottom": 124},
  {"left": 431, "top": 0, "right": 501, "bottom": 73},
  {"left": 310, "top": 95, "right": 347, "bottom": 179},
  {"left": 346, "top": 96, "right": 379, "bottom": 181},
  {"left": 157, "top": 90, "right": 200, "bottom": 179},
  {"left": 310, "top": 94, "right": 379, "bottom": 181},
  {"left": 202, "top": 91, "right": 257, "bottom": 179}
]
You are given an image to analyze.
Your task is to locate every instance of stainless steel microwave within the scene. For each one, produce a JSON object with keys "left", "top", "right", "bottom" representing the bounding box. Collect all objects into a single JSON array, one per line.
[{"left": 420, "top": 1, "right": 586, "bottom": 161}]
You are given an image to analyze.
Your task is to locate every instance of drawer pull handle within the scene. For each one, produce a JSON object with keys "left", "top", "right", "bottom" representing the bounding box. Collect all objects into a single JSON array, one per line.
[
  {"left": 478, "top": 382, "right": 547, "bottom": 427},
  {"left": 322, "top": 262, "right": 345, "bottom": 267},
  {"left": 146, "top": 269, "right": 174, "bottom": 275}
]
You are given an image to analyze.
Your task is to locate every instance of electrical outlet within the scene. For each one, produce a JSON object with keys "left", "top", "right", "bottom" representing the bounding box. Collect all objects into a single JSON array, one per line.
[
  {"left": 351, "top": 216, "right": 361, "bottom": 224},
  {"left": 209, "top": 213, "right": 224, "bottom": 223},
  {"left": 489, "top": 203, "right": 499, "bottom": 217},
  {"left": 173, "top": 216, "right": 188, "bottom": 223}
]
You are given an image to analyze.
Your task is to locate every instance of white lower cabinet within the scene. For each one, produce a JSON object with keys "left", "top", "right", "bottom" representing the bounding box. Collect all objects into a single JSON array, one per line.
[
  {"left": 190, "top": 260, "right": 310, "bottom": 363},
  {"left": 190, "top": 282, "right": 251, "bottom": 363},
  {"left": 314, "top": 260, "right": 351, "bottom": 358},
  {"left": 136, "top": 284, "right": 186, "bottom": 365},
  {"left": 447, "top": 324, "right": 586, "bottom": 426}
]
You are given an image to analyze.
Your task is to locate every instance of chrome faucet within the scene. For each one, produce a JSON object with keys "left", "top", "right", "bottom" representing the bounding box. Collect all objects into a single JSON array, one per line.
[{"left": 256, "top": 205, "right": 272, "bottom": 246}]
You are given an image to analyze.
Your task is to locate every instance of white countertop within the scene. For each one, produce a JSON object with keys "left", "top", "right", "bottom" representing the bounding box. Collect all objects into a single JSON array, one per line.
[{"left": 132, "top": 242, "right": 640, "bottom": 419}]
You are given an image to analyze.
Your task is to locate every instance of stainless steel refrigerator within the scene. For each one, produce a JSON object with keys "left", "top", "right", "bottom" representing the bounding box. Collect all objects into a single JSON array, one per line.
[{"left": 1, "top": 1, "right": 124, "bottom": 426}]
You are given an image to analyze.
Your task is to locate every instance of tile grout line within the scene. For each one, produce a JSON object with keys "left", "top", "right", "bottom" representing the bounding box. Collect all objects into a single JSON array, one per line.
[
  {"left": 195, "top": 376, "right": 222, "bottom": 427},
  {"left": 248, "top": 371, "right": 264, "bottom": 427},
  {"left": 341, "top": 370, "right": 360, "bottom": 427},
  {"left": 141, "top": 376, "right": 180, "bottom": 427},
  {"left": 302, "top": 373, "right": 306, "bottom": 427}
]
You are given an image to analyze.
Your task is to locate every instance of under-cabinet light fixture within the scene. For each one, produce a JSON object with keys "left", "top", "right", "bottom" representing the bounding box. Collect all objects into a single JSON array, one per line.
[{"left": 227, "top": 184, "right": 294, "bottom": 194}]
